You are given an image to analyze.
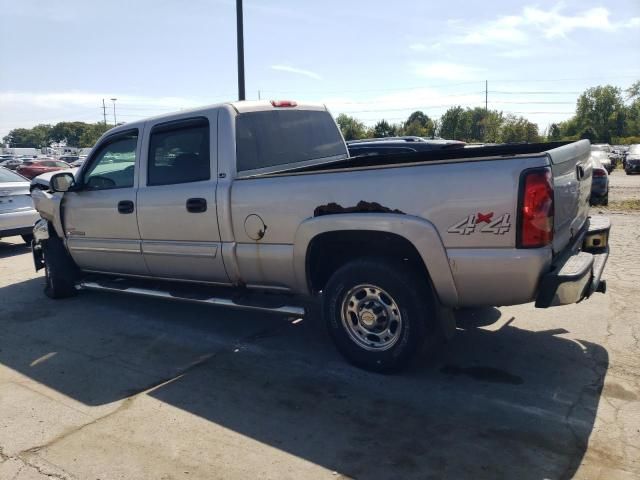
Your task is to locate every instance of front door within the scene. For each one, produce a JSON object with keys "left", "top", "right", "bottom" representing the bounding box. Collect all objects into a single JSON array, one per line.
[
  {"left": 63, "top": 129, "right": 148, "bottom": 275},
  {"left": 136, "top": 115, "right": 229, "bottom": 283}
]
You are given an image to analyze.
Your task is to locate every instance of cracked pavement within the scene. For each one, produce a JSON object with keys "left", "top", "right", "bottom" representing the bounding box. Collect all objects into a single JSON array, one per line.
[{"left": 0, "top": 170, "right": 638, "bottom": 479}]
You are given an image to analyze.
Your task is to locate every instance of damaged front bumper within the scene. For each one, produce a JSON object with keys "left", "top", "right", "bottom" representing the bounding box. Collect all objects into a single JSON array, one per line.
[
  {"left": 32, "top": 218, "right": 49, "bottom": 272},
  {"left": 535, "top": 216, "right": 610, "bottom": 308}
]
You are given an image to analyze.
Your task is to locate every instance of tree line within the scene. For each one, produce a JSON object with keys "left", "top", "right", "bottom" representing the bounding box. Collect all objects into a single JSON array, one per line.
[
  {"left": 3, "top": 81, "right": 638, "bottom": 149},
  {"left": 2, "top": 122, "right": 114, "bottom": 149},
  {"left": 337, "top": 81, "right": 640, "bottom": 144}
]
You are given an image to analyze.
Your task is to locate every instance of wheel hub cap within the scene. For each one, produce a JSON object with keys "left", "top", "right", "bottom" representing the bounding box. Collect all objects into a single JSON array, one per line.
[{"left": 341, "top": 284, "right": 403, "bottom": 351}]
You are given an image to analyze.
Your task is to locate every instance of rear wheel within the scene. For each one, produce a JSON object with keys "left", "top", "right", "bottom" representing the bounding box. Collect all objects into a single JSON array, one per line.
[
  {"left": 602, "top": 194, "right": 609, "bottom": 206},
  {"left": 322, "top": 258, "right": 433, "bottom": 373},
  {"left": 42, "top": 236, "right": 78, "bottom": 299}
]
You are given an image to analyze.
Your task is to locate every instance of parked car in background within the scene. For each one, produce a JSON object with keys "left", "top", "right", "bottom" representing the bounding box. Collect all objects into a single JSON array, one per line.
[
  {"left": 590, "top": 155, "right": 609, "bottom": 206},
  {"left": 624, "top": 144, "right": 640, "bottom": 175},
  {"left": 0, "top": 167, "right": 40, "bottom": 244},
  {"left": 590, "top": 147, "right": 613, "bottom": 173},
  {"left": 347, "top": 137, "right": 466, "bottom": 157},
  {"left": 0, "top": 158, "right": 23, "bottom": 170},
  {"left": 591, "top": 143, "right": 616, "bottom": 173},
  {"left": 59, "top": 155, "right": 80, "bottom": 164},
  {"left": 16, "top": 159, "right": 72, "bottom": 179}
]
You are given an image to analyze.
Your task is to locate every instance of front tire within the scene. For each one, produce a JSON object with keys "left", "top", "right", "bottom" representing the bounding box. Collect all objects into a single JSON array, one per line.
[
  {"left": 323, "top": 258, "right": 432, "bottom": 373},
  {"left": 21, "top": 234, "right": 34, "bottom": 244},
  {"left": 42, "top": 236, "right": 78, "bottom": 299}
]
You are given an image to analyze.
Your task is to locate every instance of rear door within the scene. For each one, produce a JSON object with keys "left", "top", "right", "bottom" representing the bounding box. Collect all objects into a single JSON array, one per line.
[
  {"left": 62, "top": 129, "right": 148, "bottom": 274},
  {"left": 136, "top": 114, "right": 229, "bottom": 283},
  {"left": 548, "top": 140, "right": 591, "bottom": 253}
]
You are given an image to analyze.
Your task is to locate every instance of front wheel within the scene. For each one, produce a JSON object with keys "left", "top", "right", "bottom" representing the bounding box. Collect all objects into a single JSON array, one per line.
[
  {"left": 21, "top": 234, "right": 34, "bottom": 245},
  {"left": 42, "top": 236, "right": 78, "bottom": 299},
  {"left": 322, "top": 258, "right": 432, "bottom": 373}
]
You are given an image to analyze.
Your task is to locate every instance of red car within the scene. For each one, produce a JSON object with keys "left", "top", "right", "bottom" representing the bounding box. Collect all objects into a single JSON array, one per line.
[{"left": 16, "top": 159, "right": 72, "bottom": 179}]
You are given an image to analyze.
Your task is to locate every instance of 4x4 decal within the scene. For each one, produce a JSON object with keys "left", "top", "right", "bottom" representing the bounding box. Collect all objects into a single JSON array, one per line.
[{"left": 448, "top": 212, "right": 511, "bottom": 235}]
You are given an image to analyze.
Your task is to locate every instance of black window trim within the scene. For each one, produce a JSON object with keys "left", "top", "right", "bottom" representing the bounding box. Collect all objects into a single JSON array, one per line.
[
  {"left": 147, "top": 116, "right": 211, "bottom": 187},
  {"left": 80, "top": 128, "right": 139, "bottom": 191}
]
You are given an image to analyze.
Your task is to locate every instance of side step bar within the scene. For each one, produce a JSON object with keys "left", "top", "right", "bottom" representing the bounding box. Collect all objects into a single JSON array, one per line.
[{"left": 77, "top": 280, "right": 306, "bottom": 317}]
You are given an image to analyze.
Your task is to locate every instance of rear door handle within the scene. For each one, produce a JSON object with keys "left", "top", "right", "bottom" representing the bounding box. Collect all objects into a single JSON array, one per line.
[
  {"left": 576, "top": 165, "right": 585, "bottom": 180},
  {"left": 117, "top": 200, "right": 135, "bottom": 214},
  {"left": 186, "top": 198, "right": 207, "bottom": 213}
]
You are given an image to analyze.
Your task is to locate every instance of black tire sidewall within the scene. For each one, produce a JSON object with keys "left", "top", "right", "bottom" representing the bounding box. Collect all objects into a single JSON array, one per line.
[
  {"left": 42, "top": 237, "right": 77, "bottom": 299},
  {"left": 323, "top": 259, "right": 431, "bottom": 372}
]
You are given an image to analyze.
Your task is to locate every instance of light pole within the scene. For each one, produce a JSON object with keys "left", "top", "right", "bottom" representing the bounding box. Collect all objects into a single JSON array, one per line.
[
  {"left": 236, "top": 0, "right": 245, "bottom": 101},
  {"left": 110, "top": 98, "right": 117, "bottom": 126}
]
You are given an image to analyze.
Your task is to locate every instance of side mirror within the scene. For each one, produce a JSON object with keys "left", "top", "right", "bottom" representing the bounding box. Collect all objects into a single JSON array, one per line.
[{"left": 50, "top": 172, "right": 76, "bottom": 192}]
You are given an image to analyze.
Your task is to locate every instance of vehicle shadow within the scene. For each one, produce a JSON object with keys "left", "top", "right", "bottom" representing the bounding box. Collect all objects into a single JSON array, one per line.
[
  {"left": 0, "top": 278, "right": 608, "bottom": 479},
  {"left": 0, "top": 240, "right": 30, "bottom": 259}
]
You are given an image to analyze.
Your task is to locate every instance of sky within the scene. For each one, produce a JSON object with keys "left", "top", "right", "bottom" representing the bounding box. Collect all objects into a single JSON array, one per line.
[{"left": 1, "top": 0, "right": 639, "bottom": 140}]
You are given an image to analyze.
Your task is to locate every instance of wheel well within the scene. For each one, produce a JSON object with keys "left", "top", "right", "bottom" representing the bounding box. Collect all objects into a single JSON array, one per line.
[{"left": 306, "top": 230, "right": 431, "bottom": 294}]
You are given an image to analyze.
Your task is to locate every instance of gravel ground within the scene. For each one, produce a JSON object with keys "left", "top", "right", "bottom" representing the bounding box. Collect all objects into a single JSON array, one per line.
[{"left": 0, "top": 172, "right": 638, "bottom": 479}]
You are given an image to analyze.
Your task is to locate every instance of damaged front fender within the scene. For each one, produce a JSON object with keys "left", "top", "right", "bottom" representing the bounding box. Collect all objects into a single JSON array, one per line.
[{"left": 32, "top": 218, "right": 49, "bottom": 271}]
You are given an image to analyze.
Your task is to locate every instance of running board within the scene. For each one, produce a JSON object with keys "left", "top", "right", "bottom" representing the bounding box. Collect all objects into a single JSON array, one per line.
[{"left": 77, "top": 280, "right": 306, "bottom": 317}]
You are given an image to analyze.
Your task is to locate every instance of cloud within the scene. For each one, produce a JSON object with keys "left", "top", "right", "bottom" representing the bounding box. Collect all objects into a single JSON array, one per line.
[
  {"left": 625, "top": 17, "right": 640, "bottom": 28},
  {"left": 411, "top": 62, "right": 485, "bottom": 81},
  {"left": 271, "top": 65, "right": 322, "bottom": 80},
  {"left": 454, "top": 6, "right": 622, "bottom": 46}
]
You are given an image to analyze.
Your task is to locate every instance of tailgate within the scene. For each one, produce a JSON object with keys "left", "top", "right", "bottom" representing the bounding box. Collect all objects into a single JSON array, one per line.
[{"left": 547, "top": 140, "right": 591, "bottom": 254}]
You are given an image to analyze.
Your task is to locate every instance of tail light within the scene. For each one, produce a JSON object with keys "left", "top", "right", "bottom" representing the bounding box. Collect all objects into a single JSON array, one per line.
[
  {"left": 270, "top": 100, "right": 297, "bottom": 108},
  {"left": 593, "top": 169, "right": 607, "bottom": 177},
  {"left": 518, "top": 167, "right": 554, "bottom": 248}
]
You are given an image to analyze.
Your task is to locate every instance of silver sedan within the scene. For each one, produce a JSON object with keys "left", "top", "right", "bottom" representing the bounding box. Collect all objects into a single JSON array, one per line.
[{"left": 0, "top": 167, "right": 40, "bottom": 244}]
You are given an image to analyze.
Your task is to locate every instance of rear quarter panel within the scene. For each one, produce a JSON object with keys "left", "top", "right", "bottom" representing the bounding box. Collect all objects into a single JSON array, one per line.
[{"left": 230, "top": 155, "right": 551, "bottom": 304}]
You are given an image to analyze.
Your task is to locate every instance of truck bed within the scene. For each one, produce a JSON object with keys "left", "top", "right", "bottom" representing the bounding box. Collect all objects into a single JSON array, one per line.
[{"left": 268, "top": 141, "right": 573, "bottom": 175}]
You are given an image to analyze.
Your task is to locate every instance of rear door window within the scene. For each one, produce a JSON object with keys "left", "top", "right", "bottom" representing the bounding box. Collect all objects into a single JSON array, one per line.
[
  {"left": 148, "top": 118, "right": 210, "bottom": 186},
  {"left": 236, "top": 110, "right": 346, "bottom": 172}
]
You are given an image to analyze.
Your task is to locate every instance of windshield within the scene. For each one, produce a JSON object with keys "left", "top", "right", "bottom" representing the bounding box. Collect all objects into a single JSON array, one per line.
[
  {"left": 236, "top": 110, "right": 347, "bottom": 173},
  {"left": 0, "top": 167, "right": 26, "bottom": 183},
  {"left": 591, "top": 144, "right": 611, "bottom": 152}
]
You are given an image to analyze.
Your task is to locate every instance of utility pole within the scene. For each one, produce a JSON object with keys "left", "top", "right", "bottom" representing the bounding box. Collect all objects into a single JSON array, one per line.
[
  {"left": 102, "top": 99, "right": 107, "bottom": 124},
  {"left": 485, "top": 80, "right": 488, "bottom": 112},
  {"left": 258, "top": 90, "right": 261, "bottom": 100},
  {"left": 110, "top": 98, "right": 117, "bottom": 126},
  {"left": 236, "top": 0, "right": 245, "bottom": 101}
]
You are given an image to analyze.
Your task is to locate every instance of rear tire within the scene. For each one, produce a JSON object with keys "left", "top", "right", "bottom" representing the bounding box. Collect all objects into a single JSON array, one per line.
[
  {"left": 602, "top": 194, "right": 608, "bottom": 206},
  {"left": 322, "top": 258, "right": 433, "bottom": 373},
  {"left": 43, "top": 236, "right": 78, "bottom": 299}
]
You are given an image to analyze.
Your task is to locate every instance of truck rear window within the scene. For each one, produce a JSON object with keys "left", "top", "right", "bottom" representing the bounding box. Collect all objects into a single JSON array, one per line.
[{"left": 236, "top": 110, "right": 347, "bottom": 172}]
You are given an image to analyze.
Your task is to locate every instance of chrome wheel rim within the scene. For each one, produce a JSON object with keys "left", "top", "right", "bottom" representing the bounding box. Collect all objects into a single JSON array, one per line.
[{"left": 341, "top": 284, "right": 403, "bottom": 351}]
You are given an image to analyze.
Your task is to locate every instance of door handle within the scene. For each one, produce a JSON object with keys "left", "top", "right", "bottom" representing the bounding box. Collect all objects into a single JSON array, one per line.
[
  {"left": 186, "top": 198, "right": 207, "bottom": 213},
  {"left": 117, "top": 200, "right": 135, "bottom": 214},
  {"left": 576, "top": 165, "right": 585, "bottom": 181}
]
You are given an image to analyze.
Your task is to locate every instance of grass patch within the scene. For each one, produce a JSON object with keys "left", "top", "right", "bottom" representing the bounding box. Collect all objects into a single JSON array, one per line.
[{"left": 606, "top": 199, "right": 640, "bottom": 211}]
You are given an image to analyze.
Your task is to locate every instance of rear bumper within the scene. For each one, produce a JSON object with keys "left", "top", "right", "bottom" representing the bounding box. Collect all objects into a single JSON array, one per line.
[
  {"left": 0, "top": 209, "right": 40, "bottom": 238},
  {"left": 535, "top": 216, "right": 610, "bottom": 308},
  {"left": 625, "top": 163, "right": 640, "bottom": 172}
]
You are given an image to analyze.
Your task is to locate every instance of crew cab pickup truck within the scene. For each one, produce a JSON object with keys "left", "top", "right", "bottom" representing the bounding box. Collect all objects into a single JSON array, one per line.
[{"left": 30, "top": 100, "right": 610, "bottom": 372}]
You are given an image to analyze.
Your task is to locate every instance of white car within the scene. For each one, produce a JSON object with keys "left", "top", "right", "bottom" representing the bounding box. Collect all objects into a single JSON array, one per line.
[{"left": 0, "top": 167, "right": 40, "bottom": 244}]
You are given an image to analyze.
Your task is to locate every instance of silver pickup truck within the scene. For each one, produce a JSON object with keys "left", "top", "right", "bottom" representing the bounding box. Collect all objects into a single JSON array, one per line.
[{"left": 31, "top": 100, "right": 610, "bottom": 372}]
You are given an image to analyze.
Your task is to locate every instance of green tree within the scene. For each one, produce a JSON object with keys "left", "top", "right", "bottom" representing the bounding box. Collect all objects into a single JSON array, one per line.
[
  {"left": 499, "top": 115, "right": 540, "bottom": 143},
  {"left": 439, "top": 106, "right": 466, "bottom": 140},
  {"left": 50, "top": 121, "right": 91, "bottom": 147},
  {"left": 78, "top": 123, "right": 113, "bottom": 147},
  {"left": 336, "top": 114, "right": 368, "bottom": 140},
  {"left": 402, "top": 120, "right": 429, "bottom": 137},
  {"left": 548, "top": 123, "right": 562, "bottom": 141},
  {"left": 372, "top": 119, "right": 396, "bottom": 138},
  {"left": 574, "top": 85, "right": 626, "bottom": 143},
  {"left": 2, "top": 124, "right": 52, "bottom": 148},
  {"left": 626, "top": 80, "right": 640, "bottom": 100}
]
